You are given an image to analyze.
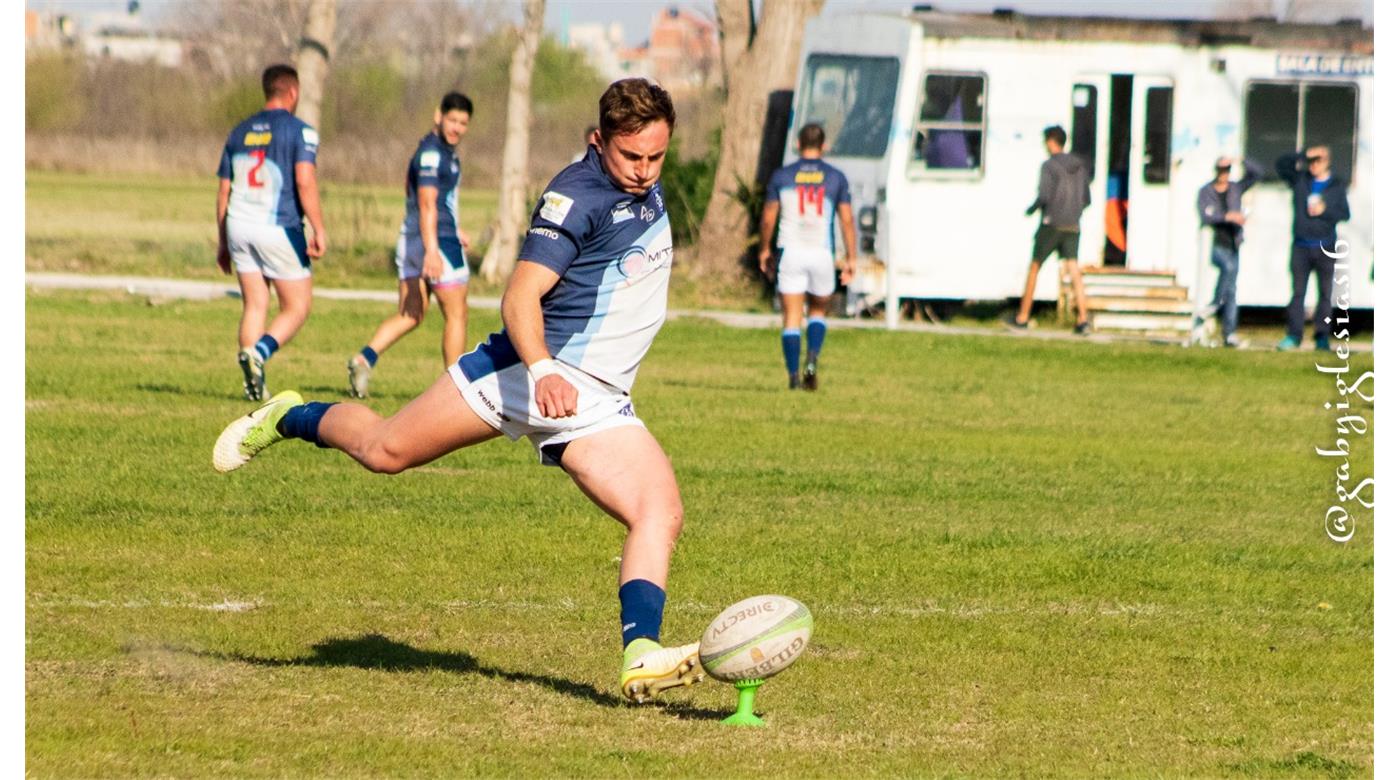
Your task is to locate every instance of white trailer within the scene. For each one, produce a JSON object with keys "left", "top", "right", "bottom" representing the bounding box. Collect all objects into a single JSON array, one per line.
[{"left": 785, "top": 9, "right": 1374, "bottom": 327}]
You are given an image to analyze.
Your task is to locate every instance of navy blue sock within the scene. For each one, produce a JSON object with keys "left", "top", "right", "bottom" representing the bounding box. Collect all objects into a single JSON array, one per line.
[
  {"left": 782, "top": 329, "right": 801, "bottom": 375},
  {"left": 619, "top": 578, "right": 666, "bottom": 648},
  {"left": 255, "top": 334, "right": 280, "bottom": 362},
  {"left": 278, "top": 402, "right": 335, "bottom": 448},
  {"left": 806, "top": 318, "right": 827, "bottom": 361},
  {"left": 359, "top": 346, "right": 379, "bottom": 367}
]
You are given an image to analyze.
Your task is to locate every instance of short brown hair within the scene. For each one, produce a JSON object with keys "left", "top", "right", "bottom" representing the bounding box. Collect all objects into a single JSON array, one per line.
[
  {"left": 262, "top": 64, "right": 299, "bottom": 99},
  {"left": 598, "top": 79, "right": 676, "bottom": 140},
  {"left": 797, "top": 123, "right": 825, "bottom": 151}
]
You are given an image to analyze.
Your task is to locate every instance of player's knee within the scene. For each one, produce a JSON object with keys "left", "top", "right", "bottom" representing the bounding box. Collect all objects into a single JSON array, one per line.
[{"left": 362, "top": 436, "right": 412, "bottom": 475}]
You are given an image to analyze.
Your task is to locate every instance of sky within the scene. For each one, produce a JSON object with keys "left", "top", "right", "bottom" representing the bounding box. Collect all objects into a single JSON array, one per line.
[{"left": 30, "top": 0, "right": 1375, "bottom": 46}]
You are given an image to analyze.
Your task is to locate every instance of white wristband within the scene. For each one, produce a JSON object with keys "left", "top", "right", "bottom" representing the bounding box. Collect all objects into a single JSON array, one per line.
[{"left": 528, "top": 359, "right": 561, "bottom": 384}]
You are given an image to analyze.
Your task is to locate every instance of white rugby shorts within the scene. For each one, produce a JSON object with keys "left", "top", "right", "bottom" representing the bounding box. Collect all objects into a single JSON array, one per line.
[
  {"left": 448, "top": 343, "right": 644, "bottom": 466},
  {"left": 776, "top": 247, "right": 837, "bottom": 297},
  {"left": 226, "top": 219, "right": 311, "bottom": 280},
  {"left": 396, "top": 233, "right": 470, "bottom": 288}
]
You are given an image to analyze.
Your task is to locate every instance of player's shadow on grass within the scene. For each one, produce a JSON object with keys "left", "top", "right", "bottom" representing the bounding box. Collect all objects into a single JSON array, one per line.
[{"left": 211, "top": 633, "right": 730, "bottom": 720}]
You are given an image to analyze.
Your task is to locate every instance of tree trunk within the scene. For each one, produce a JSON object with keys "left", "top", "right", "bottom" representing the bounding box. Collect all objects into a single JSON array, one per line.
[
  {"left": 480, "top": 0, "right": 546, "bottom": 285},
  {"left": 694, "top": 0, "right": 824, "bottom": 282},
  {"left": 293, "top": 0, "right": 337, "bottom": 129}
]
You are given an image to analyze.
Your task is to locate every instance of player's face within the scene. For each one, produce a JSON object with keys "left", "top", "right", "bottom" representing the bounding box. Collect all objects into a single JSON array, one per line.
[
  {"left": 438, "top": 109, "right": 471, "bottom": 147},
  {"left": 597, "top": 121, "right": 671, "bottom": 195}
]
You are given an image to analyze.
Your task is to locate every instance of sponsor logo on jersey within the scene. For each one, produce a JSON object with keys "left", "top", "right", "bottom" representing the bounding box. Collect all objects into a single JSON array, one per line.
[
  {"left": 539, "top": 191, "right": 574, "bottom": 225},
  {"left": 243, "top": 131, "right": 272, "bottom": 146},
  {"left": 617, "top": 244, "right": 673, "bottom": 280},
  {"left": 795, "top": 170, "right": 826, "bottom": 184},
  {"left": 419, "top": 150, "right": 441, "bottom": 169},
  {"left": 639, "top": 205, "right": 656, "bottom": 223},
  {"left": 653, "top": 190, "right": 664, "bottom": 211},
  {"left": 529, "top": 227, "right": 560, "bottom": 240},
  {"left": 611, "top": 204, "right": 635, "bottom": 224},
  {"left": 301, "top": 127, "right": 319, "bottom": 146}
]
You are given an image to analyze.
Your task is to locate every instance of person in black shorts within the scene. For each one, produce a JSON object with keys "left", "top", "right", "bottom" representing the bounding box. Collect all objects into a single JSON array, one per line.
[{"left": 1012, "top": 125, "right": 1091, "bottom": 335}]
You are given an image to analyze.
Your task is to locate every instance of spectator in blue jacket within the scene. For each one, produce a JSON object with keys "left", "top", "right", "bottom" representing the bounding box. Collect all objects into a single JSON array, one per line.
[
  {"left": 1195, "top": 156, "right": 1263, "bottom": 347},
  {"left": 1276, "top": 145, "right": 1350, "bottom": 351}
]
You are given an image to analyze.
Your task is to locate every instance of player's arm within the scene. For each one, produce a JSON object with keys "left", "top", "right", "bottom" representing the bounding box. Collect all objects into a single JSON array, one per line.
[
  {"left": 837, "top": 201, "right": 857, "bottom": 285},
  {"left": 215, "top": 176, "right": 232, "bottom": 274},
  {"left": 294, "top": 161, "right": 327, "bottom": 258},
  {"left": 502, "top": 261, "right": 576, "bottom": 419},
  {"left": 758, "top": 201, "right": 780, "bottom": 279},
  {"left": 417, "top": 185, "right": 442, "bottom": 278}
]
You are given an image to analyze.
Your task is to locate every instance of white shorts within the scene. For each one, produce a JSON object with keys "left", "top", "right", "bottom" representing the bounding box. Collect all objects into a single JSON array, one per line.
[
  {"left": 227, "top": 219, "right": 311, "bottom": 281},
  {"left": 448, "top": 335, "right": 644, "bottom": 466},
  {"left": 396, "top": 233, "right": 470, "bottom": 289},
  {"left": 776, "top": 247, "right": 837, "bottom": 297}
]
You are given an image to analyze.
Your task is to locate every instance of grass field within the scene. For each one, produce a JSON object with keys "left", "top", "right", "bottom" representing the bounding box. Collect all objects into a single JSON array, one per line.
[{"left": 26, "top": 289, "right": 1372, "bottom": 777}]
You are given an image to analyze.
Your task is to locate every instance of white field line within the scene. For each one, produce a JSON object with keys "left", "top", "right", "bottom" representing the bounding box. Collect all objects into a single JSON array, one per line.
[{"left": 27, "top": 596, "right": 1161, "bottom": 618}]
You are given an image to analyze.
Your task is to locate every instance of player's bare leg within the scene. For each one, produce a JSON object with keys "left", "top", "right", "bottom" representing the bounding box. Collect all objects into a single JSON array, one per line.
[
  {"left": 237, "top": 272, "right": 271, "bottom": 350},
  {"left": 348, "top": 278, "right": 428, "bottom": 398},
  {"left": 1063, "top": 259, "right": 1091, "bottom": 333},
  {"left": 267, "top": 276, "right": 313, "bottom": 347},
  {"left": 561, "top": 426, "right": 702, "bottom": 702},
  {"left": 434, "top": 283, "right": 470, "bottom": 369},
  {"left": 320, "top": 371, "right": 500, "bottom": 473}
]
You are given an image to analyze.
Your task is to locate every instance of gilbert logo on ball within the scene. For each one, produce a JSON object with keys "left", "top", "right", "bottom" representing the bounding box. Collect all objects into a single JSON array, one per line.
[{"left": 699, "top": 595, "right": 813, "bottom": 682}]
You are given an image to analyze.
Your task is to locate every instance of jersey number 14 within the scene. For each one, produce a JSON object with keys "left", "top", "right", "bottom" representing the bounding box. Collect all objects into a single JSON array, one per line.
[{"left": 797, "top": 185, "right": 825, "bottom": 216}]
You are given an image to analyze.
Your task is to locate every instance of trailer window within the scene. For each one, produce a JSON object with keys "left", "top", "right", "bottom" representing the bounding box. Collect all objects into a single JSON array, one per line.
[
  {"left": 909, "top": 72, "right": 986, "bottom": 173},
  {"left": 1070, "top": 83, "right": 1098, "bottom": 180},
  {"left": 1143, "top": 86, "right": 1173, "bottom": 184},
  {"left": 1244, "top": 81, "right": 1357, "bottom": 183},
  {"left": 796, "top": 54, "right": 901, "bottom": 158}
]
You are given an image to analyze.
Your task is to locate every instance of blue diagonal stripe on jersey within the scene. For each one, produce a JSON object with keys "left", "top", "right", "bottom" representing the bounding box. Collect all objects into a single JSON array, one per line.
[{"left": 555, "top": 215, "right": 670, "bottom": 367}]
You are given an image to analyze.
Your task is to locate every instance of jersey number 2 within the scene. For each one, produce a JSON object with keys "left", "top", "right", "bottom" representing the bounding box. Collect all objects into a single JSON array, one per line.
[{"left": 246, "top": 149, "right": 267, "bottom": 188}]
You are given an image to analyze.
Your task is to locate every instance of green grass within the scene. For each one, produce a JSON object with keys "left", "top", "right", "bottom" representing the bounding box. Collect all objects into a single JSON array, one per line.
[
  {"left": 25, "top": 170, "right": 498, "bottom": 291},
  {"left": 26, "top": 289, "right": 1373, "bottom": 777}
]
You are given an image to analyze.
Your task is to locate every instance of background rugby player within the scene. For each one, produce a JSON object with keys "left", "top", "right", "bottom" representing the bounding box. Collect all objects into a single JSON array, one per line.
[
  {"left": 214, "top": 79, "right": 703, "bottom": 704},
  {"left": 216, "top": 64, "right": 327, "bottom": 401},
  {"left": 348, "top": 92, "right": 476, "bottom": 398},
  {"left": 758, "top": 124, "right": 856, "bottom": 391}
]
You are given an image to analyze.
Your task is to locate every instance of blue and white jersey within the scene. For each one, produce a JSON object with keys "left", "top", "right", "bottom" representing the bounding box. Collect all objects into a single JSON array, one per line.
[
  {"left": 766, "top": 158, "right": 851, "bottom": 253},
  {"left": 217, "top": 109, "right": 318, "bottom": 228},
  {"left": 509, "top": 145, "right": 673, "bottom": 392},
  {"left": 401, "top": 132, "right": 461, "bottom": 238}
]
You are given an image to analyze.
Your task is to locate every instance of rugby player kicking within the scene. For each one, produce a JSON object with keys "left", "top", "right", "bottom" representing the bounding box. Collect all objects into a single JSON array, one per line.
[
  {"left": 217, "top": 64, "right": 327, "bottom": 401},
  {"left": 213, "top": 79, "right": 701, "bottom": 703}
]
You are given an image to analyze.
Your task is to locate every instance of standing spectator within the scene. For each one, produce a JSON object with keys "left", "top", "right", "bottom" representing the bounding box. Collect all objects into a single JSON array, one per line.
[
  {"left": 1195, "top": 156, "right": 1263, "bottom": 347},
  {"left": 1276, "top": 145, "right": 1350, "bottom": 351},
  {"left": 1011, "top": 126, "right": 1091, "bottom": 335},
  {"left": 757, "top": 123, "right": 857, "bottom": 390},
  {"left": 216, "top": 64, "right": 327, "bottom": 401}
]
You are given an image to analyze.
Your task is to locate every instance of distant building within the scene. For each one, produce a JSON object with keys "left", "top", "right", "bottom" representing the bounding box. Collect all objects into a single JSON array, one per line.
[
  {"left": 83, "top": 26, "right": 184, "bottom": 67},
  {"left": 567, "top": 5, "right": 719, "bottom": 92}
]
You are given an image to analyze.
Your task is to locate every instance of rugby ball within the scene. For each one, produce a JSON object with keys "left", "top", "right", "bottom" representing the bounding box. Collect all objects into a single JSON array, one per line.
[{"left": 699, "top": 595, "right": 813, "bottom": 682}]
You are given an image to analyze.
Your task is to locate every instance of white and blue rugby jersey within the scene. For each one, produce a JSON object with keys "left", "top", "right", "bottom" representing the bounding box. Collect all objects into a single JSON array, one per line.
[
  {"left": 765, "top": 158, "right": 851, "bottom": 253},
  {"left": 499, "top": 145, "right": 673, "bottom": 392},
  {"left": 217, "top": 109, "right": 319, "bottom": 228},
  {"left": 400, "top": 132, "right": 461, "bottom": 238}
]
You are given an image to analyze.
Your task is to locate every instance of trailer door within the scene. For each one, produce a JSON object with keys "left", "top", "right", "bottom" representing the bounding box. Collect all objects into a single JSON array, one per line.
[
  {"left": 1069, "top": 77, "right": 1111, "bottom": 266},
  {"left": 1126, "top": 77, "right": 1175, "bottom": 269}
]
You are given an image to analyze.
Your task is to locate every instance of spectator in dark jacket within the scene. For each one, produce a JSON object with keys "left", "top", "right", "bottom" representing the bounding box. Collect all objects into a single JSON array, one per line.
[
  {"left": 1011, "top": 125, "right": 1092, "bottom": 334},
  {"left": 1276, "top": 145, "right": 1350, "bottom": 351},
  {"left": 1195, "top": 156, "right": 1263, "bottom": 347}
]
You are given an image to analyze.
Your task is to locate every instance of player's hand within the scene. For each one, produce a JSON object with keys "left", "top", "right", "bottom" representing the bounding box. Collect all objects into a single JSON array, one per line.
[
  {"left": 758, "top": 248, "right": 774, "bottom": 280},
  {"left": 1225, "top": 211, "right": 1246, "bottom": 225},
  {"left": 217, "top": 241, "right": 232, "bottom": 275},
  {"left": 308, "top": 227, "right": 327, "bottom": 258},
  {"left": 1308, "top": 201, "right": 1326, "bottom": 218},
  {"left": 458, "top": 231, "right": 471, "bottom": 253},
  {"left": 423, "top": 249, "right": 444, "bottom": 281},
  {"left": 839, "top": 257, "right": 855, "bottom": 286},
  {"left": 535, "top": 373, "right": 578, "bottom": 419}
]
